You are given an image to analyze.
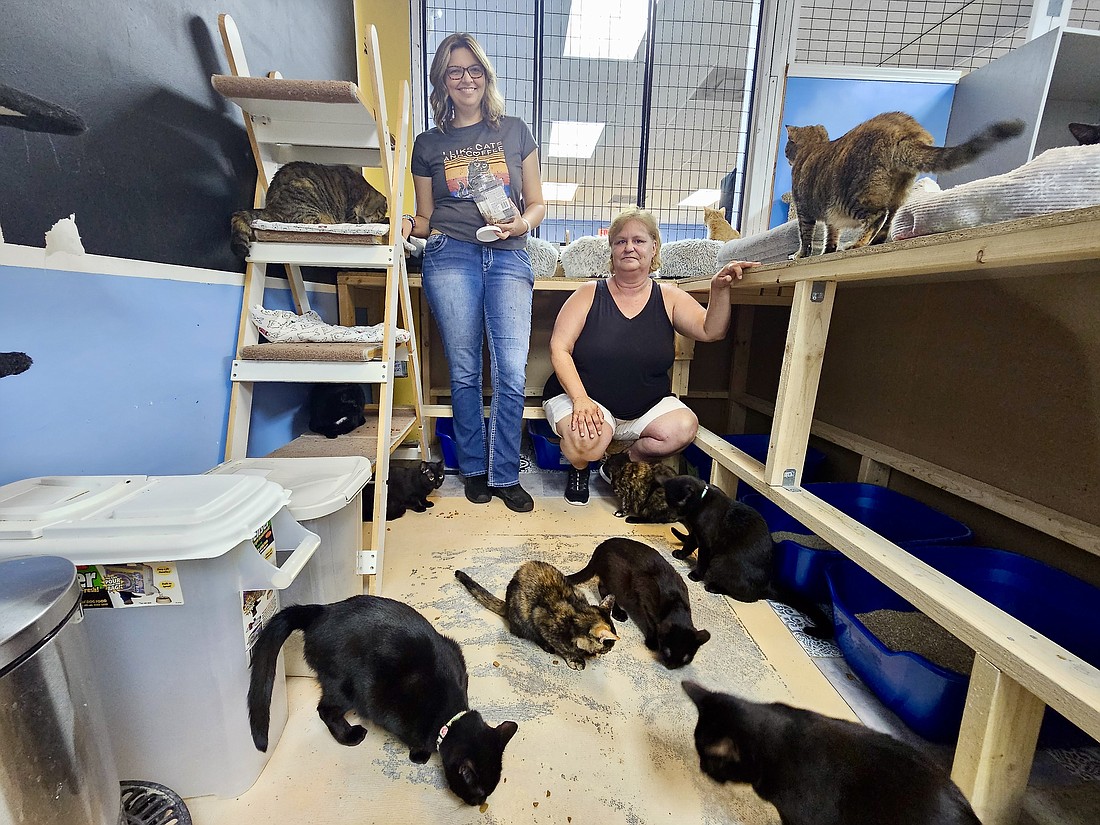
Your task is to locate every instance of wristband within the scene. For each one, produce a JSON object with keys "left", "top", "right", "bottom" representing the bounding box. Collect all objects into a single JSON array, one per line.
[
  {"left": 519, "top": 216, "right": 531, "bottom": 235},
  {"left": 402, "top": 214, "right": 416, "bottom": 229}
]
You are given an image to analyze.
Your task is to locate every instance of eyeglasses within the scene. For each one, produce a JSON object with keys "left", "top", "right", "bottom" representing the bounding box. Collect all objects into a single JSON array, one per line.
[{"left": 445, "top": 65, "right": 485, "bottom": 81}]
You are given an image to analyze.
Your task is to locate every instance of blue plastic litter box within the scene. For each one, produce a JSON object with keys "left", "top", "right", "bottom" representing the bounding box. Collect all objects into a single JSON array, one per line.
[
  {"left": 436, "top": 417, "right": 492, "bottom": 471},
  {"left": 740, "top": 483, "right": 972, "bottom": 602},
  {"left": 682, "top": 434, "right": 825, "bottom": 498},
  {"left": 527, "top": 418, "right": 600, "bottom": 471},
  {"left": 826, "top": 545, "right": 1100, "bottom": 746}
]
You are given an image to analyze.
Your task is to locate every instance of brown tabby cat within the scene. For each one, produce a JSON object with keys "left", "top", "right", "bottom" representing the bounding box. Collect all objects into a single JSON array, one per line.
[
  {"left": 231, "top": 161, "right": 388, "bottom": 256},
  {"left": 603, "top": 453, "right": 678, "bottom": 523},
  {"left": 702, "top": 206, "right": 740, "bottom": 241},
  {"left": 785, "top": 112, "right": 1024, "bottom": 258},
  {"left": 1069, "top": 122, "right": 1100, "bottom": 145},
  {"left": 454, "top": 561, "right": 618, "bottom": 670}
]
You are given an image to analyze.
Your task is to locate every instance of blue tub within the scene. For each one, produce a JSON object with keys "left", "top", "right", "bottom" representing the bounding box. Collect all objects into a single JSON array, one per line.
[
  {"left": 527, "top": 419, "right": 600, "bottom": 471},
  {"left": 741, "top": 483, "right": 972, "bottom": 602},
  {"left": 827, "top": 545, "right": 1100, "bottom": 746},
  {"left": 683, "top": 434, "right": 826, "bottom": 499}
]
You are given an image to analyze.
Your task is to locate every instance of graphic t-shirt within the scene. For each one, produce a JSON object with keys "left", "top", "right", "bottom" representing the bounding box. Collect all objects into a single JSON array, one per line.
[{"left": 411, "top": 116, "right": 537, "bottom": 250}]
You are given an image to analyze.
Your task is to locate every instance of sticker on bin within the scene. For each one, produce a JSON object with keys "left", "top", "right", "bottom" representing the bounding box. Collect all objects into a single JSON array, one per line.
[
  {"left": 77, "top": 562, "right": 184, "bottom": 607},
  {"left": 244, "top": 519, "right": 279, "bottom": 658}
]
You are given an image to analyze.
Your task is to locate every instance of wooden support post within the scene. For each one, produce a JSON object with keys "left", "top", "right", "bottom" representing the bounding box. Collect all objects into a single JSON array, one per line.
[
  {"left": 672, "top": 332, "right": 695, "bottom": 397},
  {"left": 766, "top": 279, "right": 835, "bottom": 488},
  {"left": 726, "top": 304, "right": 755, "bottom": 434},
  {"left": 952, "top": 653, "right": 1045, "bottom": 825},
  {"left": 857, "top": 455, "right": 892, "bottom": 486}
]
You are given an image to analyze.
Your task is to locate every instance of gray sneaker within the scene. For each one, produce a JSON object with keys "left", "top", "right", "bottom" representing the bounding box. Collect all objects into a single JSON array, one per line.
[{"left": 565, "top": 466, "right": 590, "bottom": 506}]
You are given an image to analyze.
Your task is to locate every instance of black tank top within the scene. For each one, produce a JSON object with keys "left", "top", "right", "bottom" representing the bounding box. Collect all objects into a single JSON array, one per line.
[{"left": 544, "top": 279, "right": 674, "bottom": 420}]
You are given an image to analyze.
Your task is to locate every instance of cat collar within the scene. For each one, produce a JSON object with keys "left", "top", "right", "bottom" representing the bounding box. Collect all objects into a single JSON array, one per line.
[{"left": 436, "top": 709, "right": 469, "bottom": 750}]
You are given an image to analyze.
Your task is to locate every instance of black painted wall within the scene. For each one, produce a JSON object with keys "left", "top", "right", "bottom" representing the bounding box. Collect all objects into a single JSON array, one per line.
[{"left": 0, "top": 1, "right": 356, "bottom": 272}]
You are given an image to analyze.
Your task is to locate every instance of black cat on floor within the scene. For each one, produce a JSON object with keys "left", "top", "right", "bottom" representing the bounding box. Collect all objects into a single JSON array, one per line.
[
  {"left": 662, "top": 475, "right": 833, "bottom": 639},
  {"left": 683, "top": 680, "right": 980, "bottom": 825},
  {"left": 363, "top": 459, "right": 446, "bottom": 520},
  {"left": 567, "top": 537, "right": 710, "bottom": 669},
  {"left": 248, "top": 596, "right": 518, "bottom": 806},
  {"left": 308, "top": 383, "right": 367, "bottom": 438}
]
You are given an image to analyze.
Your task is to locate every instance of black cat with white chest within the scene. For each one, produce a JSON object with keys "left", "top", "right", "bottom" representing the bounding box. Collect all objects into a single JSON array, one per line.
[
  {"left": 567, "top": 537, "right": 710, "bottom": 668},
  {"left": 683, "top": 680, "right": 980, "bottom": 825},
  {"left": 248, "top": 595, "right": 518, "bottom": 806}
]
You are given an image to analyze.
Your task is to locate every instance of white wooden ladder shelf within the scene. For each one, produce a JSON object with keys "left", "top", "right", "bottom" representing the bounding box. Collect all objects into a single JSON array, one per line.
[{"left": 212, "top": 16, "right": 427, "bottom": 594}]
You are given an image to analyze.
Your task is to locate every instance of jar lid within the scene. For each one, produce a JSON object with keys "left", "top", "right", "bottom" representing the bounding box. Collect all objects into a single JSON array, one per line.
[{"left": 0, "top": 555, "right": 79, "bottom": 674}]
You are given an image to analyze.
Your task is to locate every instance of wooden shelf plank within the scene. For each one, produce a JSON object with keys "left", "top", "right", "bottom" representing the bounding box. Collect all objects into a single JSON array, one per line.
[{"left": 676, "top": 206, "right": 1100, "bottom": 293}]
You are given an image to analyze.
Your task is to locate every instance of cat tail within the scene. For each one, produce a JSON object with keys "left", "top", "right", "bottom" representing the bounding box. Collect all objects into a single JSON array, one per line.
[
  {"left": 899, "top": 119, "right": 1024, "bottom": 173},
  {"left": 230, "top": 208, "right": 263, "bottom": 257},
  {"left": 248, "top": 603, "right": 324, "bottom": 751},
  {"left": 454, "top": 570, "right": 507, "bottom": 617},
  {"left": 767, "top": 585, "right": 835, "bottom": 640},
  {"left": 564, "top": 561, "right": 598, "bottom": 586}
]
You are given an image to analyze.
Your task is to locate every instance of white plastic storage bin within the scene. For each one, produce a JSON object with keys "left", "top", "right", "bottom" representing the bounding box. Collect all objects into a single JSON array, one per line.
[
  {"left": 208, "top": 456, "right": 371, "bottom": 675},
  {"left": 0, "top": 474, "right": 320, "bottom": 800}
]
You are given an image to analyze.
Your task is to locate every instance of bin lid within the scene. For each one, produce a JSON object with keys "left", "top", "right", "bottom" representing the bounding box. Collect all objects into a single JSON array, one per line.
[
  {"left": 0, "top": 555, "right": 80, "bottom": 673},
  {"left": 208, "top": 456, "right": 372, "bottom": 520},
  {"left": 0, "top": 475, "right": 290, "bottom": 564}
]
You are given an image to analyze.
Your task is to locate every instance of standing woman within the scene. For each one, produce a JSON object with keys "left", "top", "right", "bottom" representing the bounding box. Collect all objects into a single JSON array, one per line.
[{"left": 404, "top": 32, "right": 545, "bottom": 512}]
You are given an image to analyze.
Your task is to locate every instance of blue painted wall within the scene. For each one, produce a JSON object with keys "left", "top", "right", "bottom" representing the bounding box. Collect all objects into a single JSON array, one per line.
[
  {"left": 0, "top": 261, "right": 337, "bottom": 485},
  {"left": 772, "top": 76, "right": 957, "bottom": 227}
]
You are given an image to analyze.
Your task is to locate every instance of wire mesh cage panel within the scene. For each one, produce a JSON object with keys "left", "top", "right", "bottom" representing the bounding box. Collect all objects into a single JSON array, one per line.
[{"left": 422, "top": 0, "right": 760, "bottom": 244}]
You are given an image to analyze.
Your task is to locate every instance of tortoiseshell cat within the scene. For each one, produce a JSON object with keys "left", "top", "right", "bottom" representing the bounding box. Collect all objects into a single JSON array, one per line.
[
  {"left": 455, "top": 561, "right": 618, "bottom": 670},
  {"left": 603, "top": 453, "right": 679, "bottom": 523},
  {"left": 683, "top": 680, "right": 981, "bottom": 825},
  {"left": 1069, "top": 122, "right": 1100, "bottom": 145},
  {"left": 248, "top": 596, "right": 518, "bottom": 806},
  {"left": 231, "top": 161, "right": 388, "bottom": 256},
  {"left": 567, "top": 538, "right": 710, "bottom": 669},
  {"left": 785, "top": 112, "right": 1024, "bottom": 257},
  {"left": 363, "top": 459, "right": 446, "bottom": 521}
]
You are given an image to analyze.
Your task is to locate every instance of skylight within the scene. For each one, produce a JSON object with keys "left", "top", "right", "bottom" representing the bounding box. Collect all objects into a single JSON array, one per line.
[
  {"left": 677, "top": 189, "right": 722, "bottom": 208},
  {"left": 563, "top": 0, "right": 653, "bottom": 61},
  {"left": 547, "top": 121, "right": 606, "bottom": 158},
  {"left": 542, "top": 182, "right": 579, "bottom": 202}
]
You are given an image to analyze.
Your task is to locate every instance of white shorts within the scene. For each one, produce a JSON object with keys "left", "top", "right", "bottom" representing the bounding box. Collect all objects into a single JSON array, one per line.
[{"left": 542, "top": 394, "right": 689, "bottom": 442}]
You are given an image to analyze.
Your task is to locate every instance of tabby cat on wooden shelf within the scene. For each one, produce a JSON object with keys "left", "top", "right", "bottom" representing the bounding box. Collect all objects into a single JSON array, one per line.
[
  {"left": 785, "top": 111, "right": 1024, "bottom": 258},
  {"left": 230, "top": 161, "right": 388, "bottom": 256}
]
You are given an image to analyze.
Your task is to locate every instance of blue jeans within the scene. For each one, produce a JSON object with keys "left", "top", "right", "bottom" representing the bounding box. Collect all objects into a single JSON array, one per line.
[{"left": 422, "top": 234, "right": 533, "bottom": 487}]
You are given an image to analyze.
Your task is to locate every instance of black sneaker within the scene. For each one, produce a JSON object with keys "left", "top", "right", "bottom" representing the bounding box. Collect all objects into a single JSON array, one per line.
[
  {"left": 464, "top": 474, "right": 491, "bottom": 504},
  {"left": 565, "top": 466, "right": 590, "bottom": 506},
  {"left": 597, "top": 461, "right": 612, "bottom": 485},
  {"left": 489, "top": 483, "right": 534, "bottom": 513}
]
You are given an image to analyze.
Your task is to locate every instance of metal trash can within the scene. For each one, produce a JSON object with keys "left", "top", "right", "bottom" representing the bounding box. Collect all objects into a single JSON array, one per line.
[{"left": 0, "top": 555, "right": 122, "bottom": 825}]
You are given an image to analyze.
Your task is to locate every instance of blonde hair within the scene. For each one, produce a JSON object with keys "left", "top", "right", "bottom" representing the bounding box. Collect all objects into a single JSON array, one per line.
[
  {"left": 429, "top": 33, "right": 506, "bottom": 132},
  {"left": 608, "top": 207, "right": 662, "bottom": 273}
]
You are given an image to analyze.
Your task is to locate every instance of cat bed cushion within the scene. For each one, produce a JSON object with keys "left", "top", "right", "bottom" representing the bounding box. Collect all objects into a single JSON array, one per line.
[
  {"left": 559, "top": 235, "right": 611, "bottom": 279},
  {"left": 716, "top": 221, "right": 802, "bottom": 267},
  {"left": 890, "top": 145, "right": 1100, "bottom": 240},
  {"left": 526, "top": 234, "right": 559, "bottom": 279},
  {"left": 240, "top": 342, "right": 387, "bottom": 361},
  {"left": 251, "top": 220, "right": 417, "bottom": 253},
  {"left": 250, "top": 306, "right": 409, "bottom": 345},
  {"left": 656, "top": 238, "right": 724, "bottom": 280}
]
